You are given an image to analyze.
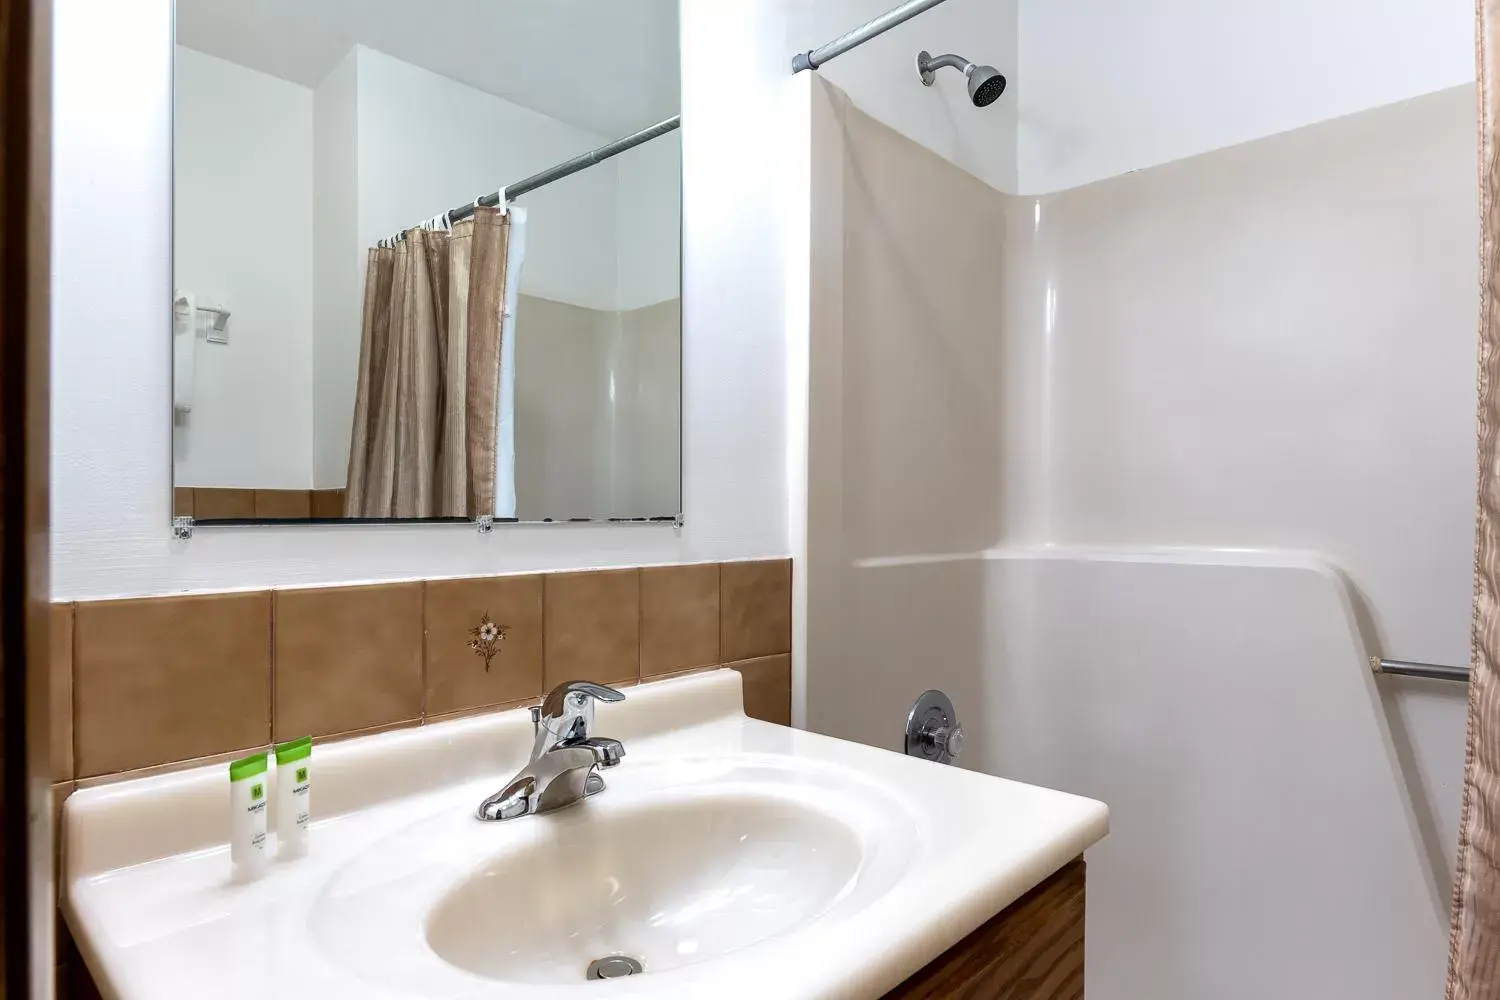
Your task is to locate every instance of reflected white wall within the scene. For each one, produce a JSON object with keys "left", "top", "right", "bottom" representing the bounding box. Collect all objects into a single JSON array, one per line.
[{"left": 173, "top": 46, "right": 314, "bottom": 489}]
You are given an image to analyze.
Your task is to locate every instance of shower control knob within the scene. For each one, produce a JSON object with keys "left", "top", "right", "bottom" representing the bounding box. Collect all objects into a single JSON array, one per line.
[
  {"left": 932, "top": 723, "right": 965, "bottom": 761},
  {"left": 904, "top": 690, "right": 964, "bottom": 765}
]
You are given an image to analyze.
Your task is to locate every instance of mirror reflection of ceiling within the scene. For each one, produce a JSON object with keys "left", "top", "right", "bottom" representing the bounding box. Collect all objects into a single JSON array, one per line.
[{"left": 174, "top": 0, "right": 680, "bottom": 137}]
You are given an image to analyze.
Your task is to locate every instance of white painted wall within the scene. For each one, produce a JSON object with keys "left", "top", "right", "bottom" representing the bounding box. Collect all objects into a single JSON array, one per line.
[
  {"left": 51, "top": 0, "right": 794, "bottom": 599},
  {"left": 171, "top": 45, "right": 314, "bottom": 489},
  {"left": 1016, "top": 0, "right": 1476, "bottom": 193}
]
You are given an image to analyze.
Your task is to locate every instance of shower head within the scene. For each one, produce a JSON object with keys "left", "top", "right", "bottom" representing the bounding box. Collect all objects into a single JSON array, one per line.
[{"left": 917, "top": 50, "right": 1008, "bottom": 108}]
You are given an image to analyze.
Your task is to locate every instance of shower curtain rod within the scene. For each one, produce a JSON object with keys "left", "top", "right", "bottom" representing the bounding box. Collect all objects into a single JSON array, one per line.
[
  {"left": 386, "top": 114, "right": 681, "bottom": 243},
  {"left": 792, "top": 0, "right": 953, "bottom": 73},
  {"left": 1372, "top": 657, "right": 1470, "bottom": 682}
]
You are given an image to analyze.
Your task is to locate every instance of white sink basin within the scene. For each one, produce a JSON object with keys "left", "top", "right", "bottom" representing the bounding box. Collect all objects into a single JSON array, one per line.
[
  {"left": 61, "top": 669, "right": 1108, "bottom": 1000},
  {"left": 425, "top": 787, "right": 886, "bottom": 983},
  {"left": 309, "top": 756, "right": 917, "bottom": 993}
]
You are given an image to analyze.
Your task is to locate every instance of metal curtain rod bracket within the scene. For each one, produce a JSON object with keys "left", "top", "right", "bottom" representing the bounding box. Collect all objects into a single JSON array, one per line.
[
  {"left": 1370, "top": 657, "right": 1470, "bottom": 682},
  {"left": 792, "top": 0, "right": 953, "bottom": 73}
]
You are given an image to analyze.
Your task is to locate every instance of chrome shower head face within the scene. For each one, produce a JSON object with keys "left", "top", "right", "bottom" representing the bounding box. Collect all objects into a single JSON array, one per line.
[
  {"left": 966, "top": 64, "right": 1007, "bottom": 107},
  {"left": 916, "top": 51, "right": 1007, "bottom": 108}
]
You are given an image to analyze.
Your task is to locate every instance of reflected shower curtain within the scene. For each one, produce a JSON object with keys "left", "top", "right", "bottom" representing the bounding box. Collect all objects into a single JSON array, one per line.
[
  {"left": 1452, "top": 2, "right": 1500, "bottom": 995},
  {"left": 344, "top": 207, "right": 510, "bottom": 518}
]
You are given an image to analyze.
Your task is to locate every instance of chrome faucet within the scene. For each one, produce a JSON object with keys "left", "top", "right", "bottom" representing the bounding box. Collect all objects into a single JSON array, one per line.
[{"left": 475, "top": 680, "right": 626, "bottom": 822}]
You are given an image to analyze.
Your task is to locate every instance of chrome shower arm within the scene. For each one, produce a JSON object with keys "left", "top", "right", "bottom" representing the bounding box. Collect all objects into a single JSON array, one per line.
[{"left": 918, "top": 52, "right": 973, "bottom": 84}]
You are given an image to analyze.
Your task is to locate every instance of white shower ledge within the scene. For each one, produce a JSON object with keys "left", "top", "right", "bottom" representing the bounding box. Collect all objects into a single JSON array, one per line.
[{"left": 63, "top": 669, "right": 1107, "bottom": 1000}]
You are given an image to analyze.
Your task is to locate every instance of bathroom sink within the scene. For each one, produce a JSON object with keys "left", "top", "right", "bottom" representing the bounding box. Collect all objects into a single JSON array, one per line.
[
  {"left": 308, "top": 755, "right": 917, "bottom": 993},
  {"left": 426, "top": 789, "right": 876, "bottom": 983},
  {"left": 62, "top": 669, "right": 1108, "bottom": 1000}
]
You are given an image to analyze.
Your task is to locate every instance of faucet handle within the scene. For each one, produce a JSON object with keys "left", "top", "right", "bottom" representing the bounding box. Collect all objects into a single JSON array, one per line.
[
  {"left": 533, "top": 681, "right": 626, "bottom": 750},
  {"left": 540, "top": 680, "right": 626, "bottom": 719}
]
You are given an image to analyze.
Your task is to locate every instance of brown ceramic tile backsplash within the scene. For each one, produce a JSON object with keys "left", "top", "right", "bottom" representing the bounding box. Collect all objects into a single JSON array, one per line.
[
  {"left": 310, "top": 489, "right": 346, "bottom": 518},
  {"left": 730, "top": 654, "right": 793, "bottom": 726},
  {"left": 72, "top": 591, "right": 272, "bottom": 777},
  {"left": 254, "top": 489, "right": 312, "bottom": 520},
  {"left": 721, "top": 559, "right": 793, "bottom": 662},
  {"left": 425, "top": 575, "right": 545, "bottom": 716},
  {"left": 176, "top": 487, "right": 349, "bottom": 521},
  {"left": 274, "top": 583, "right": 424, "bottom": 740},
  {"left": 544, "top": 569, "right": 641, "bottom": 690},
  {"left": 192, "top": 487, "right": 257, "bottom": 520},
  {"left": 55, "top": 558, "right": 792, "bottom": 786},
  {"left": 640, "top": 563, "right": 720, "bottom": 679}
]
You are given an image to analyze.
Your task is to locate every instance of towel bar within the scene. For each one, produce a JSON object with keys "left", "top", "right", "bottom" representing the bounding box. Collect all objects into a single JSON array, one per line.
[{"left": 1370, "top": 657, "right": 1470, "bottom": 682}]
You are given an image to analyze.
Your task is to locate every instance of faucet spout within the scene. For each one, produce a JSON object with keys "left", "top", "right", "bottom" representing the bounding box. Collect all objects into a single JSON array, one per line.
[
  {"left": 564, "top": 736, "right": 626, "bottom": 767},
  {"left": 476, "top": 682, "right": 627, "bottom": 823}
]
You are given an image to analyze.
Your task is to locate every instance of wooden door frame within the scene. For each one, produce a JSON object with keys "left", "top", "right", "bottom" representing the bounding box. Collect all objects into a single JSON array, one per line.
[{"left": 0, "top": 0, "right": 52, "bottom": 994}]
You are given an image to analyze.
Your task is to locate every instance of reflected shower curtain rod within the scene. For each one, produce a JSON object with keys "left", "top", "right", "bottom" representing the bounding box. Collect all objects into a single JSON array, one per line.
[
  {"left": 385, "top": 115, "right": 681, "bottom": 244},
  {"left": 792, "top": 0, "right": 953, "bottom": 73}
]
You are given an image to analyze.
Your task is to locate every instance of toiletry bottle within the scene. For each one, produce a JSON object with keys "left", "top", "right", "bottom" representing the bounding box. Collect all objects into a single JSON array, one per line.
[
  {"left": 274, "top": 736, "right": 312, "bottom": 860},
  {"left": 229, "top": 752, "right": 269, "bottom": 882}
]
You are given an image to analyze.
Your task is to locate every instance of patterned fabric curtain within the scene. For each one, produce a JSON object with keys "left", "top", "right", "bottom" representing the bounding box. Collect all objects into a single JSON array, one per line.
[
  {"left": 1450, "top": 2, "right": 1500, "bottom": 994},
  {"left": 344, "top": 207, "right": 509, "bottom": 518}
]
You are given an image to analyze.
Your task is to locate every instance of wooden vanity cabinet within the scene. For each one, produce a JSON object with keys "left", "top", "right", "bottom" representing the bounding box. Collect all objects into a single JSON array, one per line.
[{"left": 882, "top": 859, "right": 1085, "bottom": 1000}]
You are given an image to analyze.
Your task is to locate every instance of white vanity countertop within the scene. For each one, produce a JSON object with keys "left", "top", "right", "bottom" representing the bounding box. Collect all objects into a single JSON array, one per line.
[{"left": 63, "top": 670, "right": 1107, "bottom": 1000}]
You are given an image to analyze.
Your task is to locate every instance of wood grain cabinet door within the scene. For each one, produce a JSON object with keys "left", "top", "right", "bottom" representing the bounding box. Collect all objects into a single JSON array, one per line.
[{"left": 884, "top": 859, "right": 1086, "bottom": 1000}]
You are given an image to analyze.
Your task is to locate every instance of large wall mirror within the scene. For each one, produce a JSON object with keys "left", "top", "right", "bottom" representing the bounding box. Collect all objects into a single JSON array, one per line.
[{"left": 171, "top": 1, "right": 682, "bottom": 527}]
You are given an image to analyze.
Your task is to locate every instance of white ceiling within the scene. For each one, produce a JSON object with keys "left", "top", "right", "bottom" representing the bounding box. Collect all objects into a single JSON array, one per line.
[{"left": 175, "top": 0, "right": 680, "bottom": 138}]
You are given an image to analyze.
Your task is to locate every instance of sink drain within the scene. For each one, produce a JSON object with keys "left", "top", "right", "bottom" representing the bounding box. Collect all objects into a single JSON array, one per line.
[{"left": 587, "top": 955, "right": 644, "bottom": 980}]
